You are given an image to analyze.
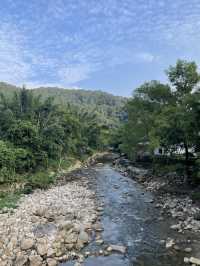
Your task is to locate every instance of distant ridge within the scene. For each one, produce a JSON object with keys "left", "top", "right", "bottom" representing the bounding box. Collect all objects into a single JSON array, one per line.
[{"left": 0, "top": 82, "right": 126, "bottom": 126}]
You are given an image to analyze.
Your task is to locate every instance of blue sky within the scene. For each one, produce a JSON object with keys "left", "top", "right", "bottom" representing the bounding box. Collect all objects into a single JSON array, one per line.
[{"left": 0, "top": 0, "right": 200, "bottom": 96}]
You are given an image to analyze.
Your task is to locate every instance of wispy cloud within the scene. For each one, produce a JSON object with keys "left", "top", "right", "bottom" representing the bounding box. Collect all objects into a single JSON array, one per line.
[
  {"left": 0, "top": 0, "right": 200, "bottom": 89},
  {"left": 0, "top": 23, "right": 31, "bottom": 85},
  {"left": 136, "top": 53, "right": 159, "bottom": 63}
]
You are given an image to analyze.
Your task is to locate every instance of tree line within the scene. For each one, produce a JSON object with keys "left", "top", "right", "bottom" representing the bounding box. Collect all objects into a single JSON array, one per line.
[
  {"left": 116, "top": 60, "right": 200, "bottom": 184},
  {"left": 0, "top": 87, "right": 107, "bottom": 187}
]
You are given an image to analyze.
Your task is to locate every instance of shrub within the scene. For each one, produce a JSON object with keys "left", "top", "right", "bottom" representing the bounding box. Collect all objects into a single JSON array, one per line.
[
  {"left": 27, "top": 171, "right": 55, "bottom": 190},
  {"left": 0, "top": 167, "right": 16, "bottom": 183},
  {"left": 0, "top": 141, "right": 16, "bottom": 169}
]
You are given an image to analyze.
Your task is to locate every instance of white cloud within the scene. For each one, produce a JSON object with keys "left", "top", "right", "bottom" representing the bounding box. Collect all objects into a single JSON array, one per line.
[
  {"left": 0, "top": 23, "right": 31, "bottom": 85},
  {"left": 58, "top": 64, "right": 94, "bottom": 85},
  {"left": 136, "top": 53, "right": 159, "bottom": 63}
]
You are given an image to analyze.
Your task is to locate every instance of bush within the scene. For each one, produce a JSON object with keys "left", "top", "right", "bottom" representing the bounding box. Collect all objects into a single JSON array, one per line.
[
  {"left": 27, "top": 171, "right": 55, "bottom": 190},
  {"left": 14, "top": 148, "right": 34, "bottom": 172},
  {"left": 0, "top": 167, "right": 16, "bottom": 184},
  {"left": 0, "top": 141, "right": 16, "bottom": 169}
]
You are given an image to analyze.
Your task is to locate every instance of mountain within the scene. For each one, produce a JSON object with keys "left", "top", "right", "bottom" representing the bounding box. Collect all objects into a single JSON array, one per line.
[
  {"left": 0, "top": 82, "right": 19, "bottom": 97},
  {"left": 0, "top": 82, "right": 126, "bottom": 127}
]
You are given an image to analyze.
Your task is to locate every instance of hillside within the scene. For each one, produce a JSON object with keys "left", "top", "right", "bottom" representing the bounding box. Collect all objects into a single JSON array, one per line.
[
  {"left": 0, "top": 82, "right": 126, "bottom": 127},
  {"left": 0, "top": 82, "right": 19, "bottom": 97}
]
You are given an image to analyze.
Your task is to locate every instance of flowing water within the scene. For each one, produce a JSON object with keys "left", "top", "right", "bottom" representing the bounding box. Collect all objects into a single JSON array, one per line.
[{"left": 61, "top": 163, "right": 188, "bottom": 266}]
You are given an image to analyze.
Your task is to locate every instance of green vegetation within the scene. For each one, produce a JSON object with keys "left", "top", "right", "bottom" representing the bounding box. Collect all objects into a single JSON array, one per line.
[
  {"left": 0, "top": 191, "right": 21, "bottom": 210},
  {"left": 118, "top": 59, "right": 200, "bottom": 184},
  {"left": 0, "top": 85, "right": 124, "bottom": 209},
  {"left": 0, "top": 83, "right": 126, "bottom": 128}
]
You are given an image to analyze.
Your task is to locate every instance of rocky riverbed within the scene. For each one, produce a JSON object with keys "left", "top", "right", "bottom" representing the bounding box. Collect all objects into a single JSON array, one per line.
[
  {"left": 114, "top": 156, "right": 200, "bottom": 265},
  {"left": 0, "top": 177, "right": 99, "bottom": 266}
]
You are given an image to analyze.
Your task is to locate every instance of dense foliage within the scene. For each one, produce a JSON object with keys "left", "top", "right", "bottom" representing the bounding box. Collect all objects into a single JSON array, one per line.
[
  {"left": 119, "top": 60, "right": 200, "bottom": 183},
  {"left": 0, "top": 83, "right": 126, "bottom": 128},
  {"left": 0, "top": 87, "right": 109, "bottom": 185}
]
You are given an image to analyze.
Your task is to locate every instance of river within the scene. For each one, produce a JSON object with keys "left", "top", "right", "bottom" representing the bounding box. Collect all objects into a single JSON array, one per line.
[{"left": 61, "top": 163, "right": 187, "bottom": 266}]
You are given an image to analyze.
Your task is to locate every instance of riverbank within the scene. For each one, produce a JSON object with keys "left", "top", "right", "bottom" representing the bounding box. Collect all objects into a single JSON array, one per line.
[
  {"left": 0, "top": 152, "right": 109, "bottom": 266},
  {"left": 0, "top": 178, "right": 98, "bottom": 266},
  {"left": 113, "top": 155, "right": 200, "bottom": 264}
]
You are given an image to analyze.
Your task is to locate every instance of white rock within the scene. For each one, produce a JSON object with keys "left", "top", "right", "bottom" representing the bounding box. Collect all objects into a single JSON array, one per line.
[
  {"left": 184, "top": 247, "right": 192, "bottom": 253},
  {"left": 189, "top": 257, "right": 200, "bottom": 265},
  {"left": 184, "top": 257, "right": 190, "bottom": 264},
  {"left": 165, "top": 238, "right": 175, "bottom": 248},
  {"left": 108, "top": 244, "right": 126, "bottom": 254}
]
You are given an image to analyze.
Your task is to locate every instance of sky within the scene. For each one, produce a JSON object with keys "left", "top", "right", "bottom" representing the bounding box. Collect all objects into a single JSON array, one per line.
[{"left": 0, "top": 0, "right": 200, "bottom": 96}]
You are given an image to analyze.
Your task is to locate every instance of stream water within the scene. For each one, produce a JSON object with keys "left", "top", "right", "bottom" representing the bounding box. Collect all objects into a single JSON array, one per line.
[{"left": 61, "top": 163, "right": 187, "bottom": 266}]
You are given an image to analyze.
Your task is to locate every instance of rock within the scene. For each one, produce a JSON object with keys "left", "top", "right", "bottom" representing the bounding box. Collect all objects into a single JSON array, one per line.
[
  {"left": 37, "top": 243, "right": 48, "bottom": 256},
  {"left": 155, "top": 204, "right": 161, "bottom": 208},
  {"left": 84, "top": 251, "right": 91, "bottom": 257},
  {"left": 99, "top": 249, "right": 104, "bottom": 255},
  {"left": 184, "top": 247, "right": 192, "bottom": 253},
  {"left": 173, "top": 245, "right": 180, "bottom": 251},
  {"left": 93, "top": 223, "right": 103, "bottom": 232},
  {"left": 108, "top": 244, "right": 126, "bottom": 254},
  {"left": 58, "top": 220, "right": 74, "bottom": 231},
  {"left": 47, "top": 258, "right": 58, "bottom": 266},
  {"left": 144, "top": 198, "right": 154, "bottom": 203},
  {"left": 29, "top": 255, "right": 43, "bottom": 266},
  {"left": 189, "top": 257, "right": 200, "bottom": 265},
  {"left": 65, "top": 243, "right": 74, "bottom": 250},
  {"left": 165, "top": 238, "right": 175, "bottom": 249},
  {"left": 47, "top": 248, "right": 55, "bottom": 258},
  {"left": 96, "top": 239, "right": 104, "bottom": 245},
  {"left": 34, "top": 208, "right": 46, "bottom": 217},
  {"left": 21, "top": 238, "right": 35, "bottom": 250},
  {"left": 159, "top": 240, "right": 165, "bottom": 245},
  {"left": 64, "top": 232, "right": 78, "bottom": 244},
  {"left": 184, "top": 257, "right": 190, "bottom": 264},
  {"left": 78, "top": 255, "right": 84, "bottom": 263},
  {"left": 107, "top": 246, "right": 112, "bottom": 252},
  {"left": 15, "top": 253, "right": 28, "bottom": 266},
  {"left": 170, "top": 224, "right": 181, "bottom": 231},
  {"left": 78, "top": 230, "right": 89, "bottom": 243}
]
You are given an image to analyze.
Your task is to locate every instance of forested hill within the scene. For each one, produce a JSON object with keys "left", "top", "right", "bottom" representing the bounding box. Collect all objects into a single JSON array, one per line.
[{"left": 0, "top": 82, "right": 126, "bottom": 127}]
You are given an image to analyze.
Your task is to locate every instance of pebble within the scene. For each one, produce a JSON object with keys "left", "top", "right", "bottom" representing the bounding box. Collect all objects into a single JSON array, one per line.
[{"left": 184, "top": 247, "right": 192, "bottom": 253}]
